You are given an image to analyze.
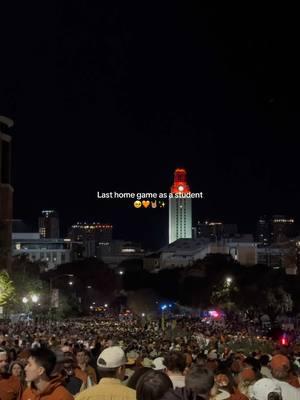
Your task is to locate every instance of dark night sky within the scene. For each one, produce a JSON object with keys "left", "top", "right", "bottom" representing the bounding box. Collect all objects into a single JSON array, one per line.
[{"left": 1, "top": 4, "right": 300, "bottom": 248}]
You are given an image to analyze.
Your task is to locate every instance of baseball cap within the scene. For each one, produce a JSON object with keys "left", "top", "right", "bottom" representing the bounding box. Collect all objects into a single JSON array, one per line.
[
  {"left": 97, "top": 346, "right": 127, "bottom": 369},
  {"left": 251, "top": 378, "right": 281, "bottom": 400},
  {"left": 152, "top": 357, "right": 166, "bottom": 370}
]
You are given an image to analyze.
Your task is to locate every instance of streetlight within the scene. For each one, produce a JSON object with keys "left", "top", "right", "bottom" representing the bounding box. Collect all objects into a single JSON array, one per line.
[
  {"left": 141, "top": 313, "right": 145, "bottom": 317},
  {"left": 31, "top": 294, "right": 39, "bottom": 303},
  {"left": 68, "top": 281, "right": 74, "bottom": 286},
  {"left": 119, "top": 270, "right": 124, "bottom": 275},
  {"left": 49, "top": 274, "right": 74, "bottom": 292},
  {"left": 22, "top": 297, "right": 28, "bottom": 304},
  {"left": 225, "top": 277, "right": 232, "bottom": 286},
  {"left": 104, "top": 303, "right": 108, "bottom": 308}
]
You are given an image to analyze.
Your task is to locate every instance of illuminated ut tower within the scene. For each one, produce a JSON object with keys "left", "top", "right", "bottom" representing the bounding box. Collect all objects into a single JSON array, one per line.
[{"left": 168, "top": 168, "right": 192, "bottom": 243}]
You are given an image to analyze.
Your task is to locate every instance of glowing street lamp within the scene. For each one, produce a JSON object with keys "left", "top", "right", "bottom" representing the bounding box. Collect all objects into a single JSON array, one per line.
[
  {"left": 225, "top": 277, "right": 232, "bottom": 285},
  {"left": 31, "top": 294, "right": 39, "bottom": 303},
  {"left": 22, "top": 297, "right": 28, "bottom": 304}
]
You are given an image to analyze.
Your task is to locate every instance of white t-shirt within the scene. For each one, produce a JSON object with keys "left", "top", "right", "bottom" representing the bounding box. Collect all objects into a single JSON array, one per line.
[
  {"left": 169, "top": 375, "right": 185, "bottom": 389},
  {"left": 272, "top": 378, "right": 300, "bottom": 400}
]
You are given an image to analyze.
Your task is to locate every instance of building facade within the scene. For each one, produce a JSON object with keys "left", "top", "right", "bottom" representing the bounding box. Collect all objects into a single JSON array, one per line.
[
  {"left": 0, "top": 116, "right": 14, "bottom": 269},
  {"left": 12, "top": 232, "right": 72, "bottom": 270},
  {"left": 38, "top": 210, "right": 60, "bottom": 238},
  {"left": 196, "top": 221, "right": 238, "bottom": 240},
  {"left": 68, "top": 222, "right": 113, "bottom": 257},
  {"left": 270, "top": 215, "right": 295, "bottom": 243},
  {"left": 169, "top": 168, "right": 192, "bottom": 243}
]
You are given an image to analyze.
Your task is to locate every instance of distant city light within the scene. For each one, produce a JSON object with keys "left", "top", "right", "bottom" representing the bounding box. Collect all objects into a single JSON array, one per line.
[{"left": 208, "top": 310, "right": 219, "bottom": 318}]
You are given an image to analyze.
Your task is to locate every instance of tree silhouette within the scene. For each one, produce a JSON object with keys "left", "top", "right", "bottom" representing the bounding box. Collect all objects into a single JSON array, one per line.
[{"left": 0, "top": 270, "right": 15, "bottom": 306}]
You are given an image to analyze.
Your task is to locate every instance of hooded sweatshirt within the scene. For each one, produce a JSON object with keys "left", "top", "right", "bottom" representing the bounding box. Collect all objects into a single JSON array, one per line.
[
  {"left": 22, "top": 375, "right": 73, "bottom": 400},
  {"left": 0, "top": 373, "right": 22, "bottom": 400}
]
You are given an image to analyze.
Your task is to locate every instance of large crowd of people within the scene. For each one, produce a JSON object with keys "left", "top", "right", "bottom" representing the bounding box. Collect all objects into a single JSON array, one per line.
[{"left": 0, "top": 316, "right": 299, "bottom": 399}]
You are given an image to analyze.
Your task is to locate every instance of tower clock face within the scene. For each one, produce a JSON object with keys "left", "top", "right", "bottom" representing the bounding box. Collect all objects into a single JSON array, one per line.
[{"left": 178, "top": 185, "right": 184, "bottom": 192}]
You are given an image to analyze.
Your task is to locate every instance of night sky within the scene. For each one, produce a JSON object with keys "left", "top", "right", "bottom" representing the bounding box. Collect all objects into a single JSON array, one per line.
[{"left": 1, "top": 4, "right": 299, "bottom": 249}]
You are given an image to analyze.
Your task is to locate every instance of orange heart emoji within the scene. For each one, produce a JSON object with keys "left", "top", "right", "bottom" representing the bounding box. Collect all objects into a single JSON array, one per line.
[{"left": 142, "top": 200, "right": 150, "bottom": 208}]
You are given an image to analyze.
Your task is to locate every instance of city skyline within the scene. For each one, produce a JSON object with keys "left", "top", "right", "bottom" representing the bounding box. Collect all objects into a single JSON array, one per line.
[{"left": 1, "top": 4, "right": 299, "bottom": 249}]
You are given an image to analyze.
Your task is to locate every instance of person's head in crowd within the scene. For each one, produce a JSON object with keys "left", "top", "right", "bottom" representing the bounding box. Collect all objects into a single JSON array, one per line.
[
  {"left": 164, "top": 351, "right": 186, "bottom": 376},
  {"left": 195, "top": 354, "right": 207, "bottom": 367},
  {"left": 238, "top": 368, "right": 257, "bottom": 397},
  {"left": 97, "top": 346, "right": 127, "bottom": 380},
  {"left": 76, "top": 349, "right": 86, "bottom": 367},
  {"left": 136, "top": 370, "right": 172, "bottom": 400},
  {"left": 84, "top": 349, "right": 93, "bottom": 366},
  {"left": 127, "top": 367, "right": 152, "bottom": 390},
  {"left": 185, "top": 365, "right": 215, "bottom": 399},
  {"left": 9, "top": 361, "right": 25, "bottom": 379},
  {"left": 270, "top": 355, "right": 290, "bottom": 381},
  {"left": 185, "top": 353, "right": 193, "bottom": 369},
  {"left": 25, "top": 348, "right": 56, "bottom": 384},
  {"left": 9, "top": 348, "right": 17, "bottom": 362},
  {"left": 0, "top": 349, "right": 8, "bottom": 374},
  {"left": 243, "top": 356, "right": 261, "bottom": 374},
  {"left": 260, "top": 355, "right": 271, "bottom": 367},
  {"left": 62, "top": 354, "right": 77, "bottom": 377},
  {"left": 152, "top": 357, "right": 166, "bottom": 372},
  {"left": 251, "top": 378, "right": 282, "bottom": 400},
  {"left": 211, "top": 373, "right": 232, "bottom": 398}
]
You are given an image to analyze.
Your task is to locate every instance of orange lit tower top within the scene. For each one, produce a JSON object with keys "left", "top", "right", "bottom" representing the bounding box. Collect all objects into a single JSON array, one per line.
[{"left": 170, "top": 168, "right": 191, "bottom": 194}]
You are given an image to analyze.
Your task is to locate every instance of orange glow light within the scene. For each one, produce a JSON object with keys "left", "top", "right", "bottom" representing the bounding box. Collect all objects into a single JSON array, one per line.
[{"left": 170, "top": 168, "right": 191, "bottom": 194}]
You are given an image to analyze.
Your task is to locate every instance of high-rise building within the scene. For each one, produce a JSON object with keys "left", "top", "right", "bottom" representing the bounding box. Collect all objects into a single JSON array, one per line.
[
  {"left": 68, "top": 222, "right": 113, "bottom": 257},
  {"left": 38, "top": 210, "right": 60, "bottom": 238},
  {"left": 256, "top": 216, "right": 270, "bottom": 246},
  {"left": 270, "top": 215, "right": 295, "bottom": 243},
  {"left": 196, "top": 221, "right": 238, "bottom": 240},
  {"left": 0, "top": 116, "right": 14, "bottom": 269},
  {"left": 168, "top": 168, "right": 192, "bottom": 243}
]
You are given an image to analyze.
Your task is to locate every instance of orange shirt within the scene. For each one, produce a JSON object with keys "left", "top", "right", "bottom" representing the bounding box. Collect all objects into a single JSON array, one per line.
[
  {"left": 74, "top": 368, "right": 88, "bottom": 385},
  {"left": 287, "top": 374, "right": 300, "bottom": 388},
  {"left": 22, "top": 376, "right": 73, "bottom": 400},
  {"left": 229, "top": 389, "right": 248, "bottom": 400},
  {"left": 0, "top": 374, "right": 22, "bottom": 400}
]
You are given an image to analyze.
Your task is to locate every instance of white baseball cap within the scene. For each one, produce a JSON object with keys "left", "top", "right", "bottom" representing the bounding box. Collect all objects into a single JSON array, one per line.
[
  {"left": 152, "top": 357, "right": 166, "bottom": 370},
  {"left": 251, "top": 378, "right": 281, "bottom": 400},
  {"left": 97, "top": 346, "right": 127, "bottom": 369}
]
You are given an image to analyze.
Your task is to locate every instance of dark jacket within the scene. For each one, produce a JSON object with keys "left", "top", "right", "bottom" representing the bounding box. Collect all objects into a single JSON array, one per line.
[{"left": 161, "top": 387, "right": 208, "bottom": 400}]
